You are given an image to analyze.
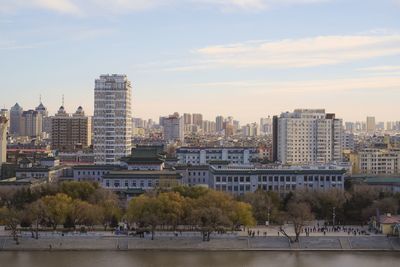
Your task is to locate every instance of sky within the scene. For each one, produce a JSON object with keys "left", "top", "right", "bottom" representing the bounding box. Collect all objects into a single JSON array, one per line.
[{"left": 1, "top": 0, "right": 400, "bottom": 124}]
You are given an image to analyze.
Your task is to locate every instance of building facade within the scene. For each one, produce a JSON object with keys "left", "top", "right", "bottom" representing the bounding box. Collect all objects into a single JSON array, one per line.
[
  {"left": 176, "top": 147, "right": 258, "bottom": 165},
  {"left": 162, "top": 113, "right": 184, "bottom": 143},
  {"left": 20, "top": 110, "right": 42, "bottom": 137},
  {"left": 210, "top": 165, "right": 346, "bottom": 196},
  {"left": 10, "top": 103, "right": 23, "bottom": 136},
  {"left": 273, "top": 109, "right": 343, "bottom": 165},
  {"left": 51, "top": 106, "right": 91, "bottom": 152},
  {"left": 366, "top": 116, "right": 376, "bottom": 133},
  {"left": 359, "top": 148, "right": 400, "bottom": 175},
  {"left": 0, "top": 117, "right": 7, "bottom": 169},
  {"left": 94, "top": 74, "right": 132, "bottom": 165}
]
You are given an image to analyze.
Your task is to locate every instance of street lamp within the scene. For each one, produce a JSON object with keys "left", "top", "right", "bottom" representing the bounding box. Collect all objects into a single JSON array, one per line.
[{"left": 332, "top": 207, "right": 336, "bottom": 227}]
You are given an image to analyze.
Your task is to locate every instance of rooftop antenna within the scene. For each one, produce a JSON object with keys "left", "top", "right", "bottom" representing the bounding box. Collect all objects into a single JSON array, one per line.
[
  {"left": 39, "top": 94, "right": 42, "bottom": 104},
  {"left": 62, "top": 94, "right": 65, "bottom": 107}
]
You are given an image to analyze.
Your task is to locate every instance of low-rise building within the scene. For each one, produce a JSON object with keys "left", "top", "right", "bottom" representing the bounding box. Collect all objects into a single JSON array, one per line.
[
  {"left": 176, "top": 147, "right": 258, "bottom": 165},
  {"left": 358, "top": 148, "right": 400, "bottom": 175},
  {"left": 209, "top": 165, "right": 346, "bottom": 196},
  {"left": 15, "top": 157, "right": 66, "bottom": 182},
  {"left": 175, "top": 165, "right": 210, "bottom": 187}
]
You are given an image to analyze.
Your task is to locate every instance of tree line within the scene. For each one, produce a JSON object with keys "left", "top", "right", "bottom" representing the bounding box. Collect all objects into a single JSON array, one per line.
[{"left": 0, "top": 181, "right": 399, "bottom": 244}]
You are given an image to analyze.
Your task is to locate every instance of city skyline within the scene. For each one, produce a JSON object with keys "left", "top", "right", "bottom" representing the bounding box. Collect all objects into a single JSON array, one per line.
[{"left": 1, "top": 0, "right": 400, "bottom": 122}]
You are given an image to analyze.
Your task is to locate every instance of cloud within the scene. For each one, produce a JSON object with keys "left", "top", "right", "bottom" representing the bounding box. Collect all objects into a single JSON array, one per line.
[
  {"left": 358, "top": 65, "right": 400, "bottom": 72},
  {"left": 172, "top": 34, "right": 400, "bottom": 70},
  {"left": 0, "top": 0, "right": 332, "bottom": 15},
  {"left": 188, "top": 76, "right": 400, "bottom": 94},
  {"left": 0, "top": 0, "right": 81, "bottom": 15}
]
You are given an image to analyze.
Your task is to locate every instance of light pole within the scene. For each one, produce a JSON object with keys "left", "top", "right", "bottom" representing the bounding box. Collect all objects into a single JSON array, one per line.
[{"left": 332, "top": 207, "right": 336, "bottom": 227}]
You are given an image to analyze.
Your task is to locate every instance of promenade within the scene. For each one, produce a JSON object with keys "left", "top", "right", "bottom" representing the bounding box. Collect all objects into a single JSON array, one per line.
[{"left": 1, "top": 235, "right": 399, "bottom": 251}]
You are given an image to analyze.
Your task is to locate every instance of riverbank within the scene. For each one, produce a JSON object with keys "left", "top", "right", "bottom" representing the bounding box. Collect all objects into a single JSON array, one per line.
[{"left": 1, "top": 236, "right": 400, "bottom": 251}]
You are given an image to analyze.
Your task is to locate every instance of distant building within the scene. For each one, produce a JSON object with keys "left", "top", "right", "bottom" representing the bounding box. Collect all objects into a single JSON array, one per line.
[
  {"left": 0, "top": 116, "right": 7, "bottom": 171},
  {"left": 183, "top": 113, "right": 192, "bottom": 125},
  {"left": 273, "top": 109, "right": 343, "bottom": 165},
  {"left": 35, "top": 102, "right": 51, "bottom": 134},
  {"left": 162, "top": 113, "right": 184, "bottom": 143},
  {"left": 0, "top": 109, "right": 10, "bottom": 133},
  {"left": 242, "top": 123, "right": 259, "bottom": 137},
  {"left": 366, "top": 116, "right": 376, "bottom": 133},
  {"left": 358, "top": 148, "right": 400, "bottom": 175},
  {"left": 260, "top": 116, "right": 272, "bottom": 134},
  {"left": 51, "top": 106, "right": 91, "bottom": 152},
  {"left": 216, "top": 115, "right": 224, "bottom": 133},
  {"left": 10, "top": 103, "right": 23, "bottom": 136},
  {"left": 94, "top": 74, "right": 132, "bottom": 165},
  {"left": 176, "top": 147, "right": 258, "bottom": 165},
  {"left": 192, "top": 113, "right": 203, "bottom": 128},
  {"left": 20, "top": 110, "right": 42, "bottom": 137}
]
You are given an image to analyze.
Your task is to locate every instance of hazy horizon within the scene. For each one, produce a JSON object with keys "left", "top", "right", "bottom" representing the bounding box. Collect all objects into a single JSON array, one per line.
[{"left": 1, "top": 0, "right": 400, "bottom": 123}]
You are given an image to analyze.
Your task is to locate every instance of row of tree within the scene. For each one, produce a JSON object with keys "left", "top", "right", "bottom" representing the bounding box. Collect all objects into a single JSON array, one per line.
[
  {"left": 0, "top": 182, "right": 121, "bottom": 244},
  {"left": 241, "top": 185, "right": 400, "bottom": 226},
  {"left": 1, "top": 181, "right": 399, "bottom": 244},
  {"left": 126, "top": 187, "right": 255, "bottom": 240}
]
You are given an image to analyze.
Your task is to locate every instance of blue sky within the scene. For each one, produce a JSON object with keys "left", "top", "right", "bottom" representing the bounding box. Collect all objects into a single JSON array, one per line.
[{"left": 1, "top": 0, "right": 400, "bottom": 123}]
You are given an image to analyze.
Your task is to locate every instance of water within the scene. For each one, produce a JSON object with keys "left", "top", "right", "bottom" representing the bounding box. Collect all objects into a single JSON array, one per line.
[{"left": 0, "top": 251, "right": 399, "bottom": 267}]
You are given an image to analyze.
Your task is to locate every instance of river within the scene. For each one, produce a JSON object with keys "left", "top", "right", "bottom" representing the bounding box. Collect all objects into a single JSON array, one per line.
[{"left": 0, "top": 251, "right": 399, "bottom": 267}]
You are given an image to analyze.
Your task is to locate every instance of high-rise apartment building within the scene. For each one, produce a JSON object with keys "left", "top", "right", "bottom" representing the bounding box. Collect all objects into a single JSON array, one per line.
[
  {"left": 366, "top": 116, "right": 376, "bottom": 133},
  {"left": 94, "top": 74, "right": 132, "bottom": 165},
  {"left": 162, "top": 112, "right": 184, "bottom": 143},
  {"left": 216, "top": 116, "right": 224, "bottom": 133},
  {"left": 10, "top": 103, "right": 23, "bottom": 136},
  {"left": 260, "top": 116, "right": 272, "bottom": 134},
  {"left": 273, "top": 109, "right": 343, "bottom": 165},
  {"left": 0, "top": 116, "right": 7, "bottom": 167},
  {"left": 51, "top": 106, "right": 91, "bottom": 152},
  {"left": 192, "top": 113, "right": 203, "bottom": 128},
  {"left": 20, "top": 110, "right": 42, "bottom": 137},
  {"left": 0, "top": 109, "right": 10, "bottom": 133},
  {"left": 183, "top": 113, "right": 192, "bottom": 125},
  {"left": 35, "top": 102, "right": 51, "bottom": 134}
]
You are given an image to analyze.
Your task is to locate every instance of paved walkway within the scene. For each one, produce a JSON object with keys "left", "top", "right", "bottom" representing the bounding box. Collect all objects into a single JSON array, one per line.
[{"left": 0, "top": 235, "right": 399, "bottom": 251}]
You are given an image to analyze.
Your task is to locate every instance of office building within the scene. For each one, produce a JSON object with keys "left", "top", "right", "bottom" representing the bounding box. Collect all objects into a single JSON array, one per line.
[
  {"left": 273, "top": 109, "right": 343, "bottom": 165},
  {"left": 94, "top": 74, "right": 132, "bottom": 165}
]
